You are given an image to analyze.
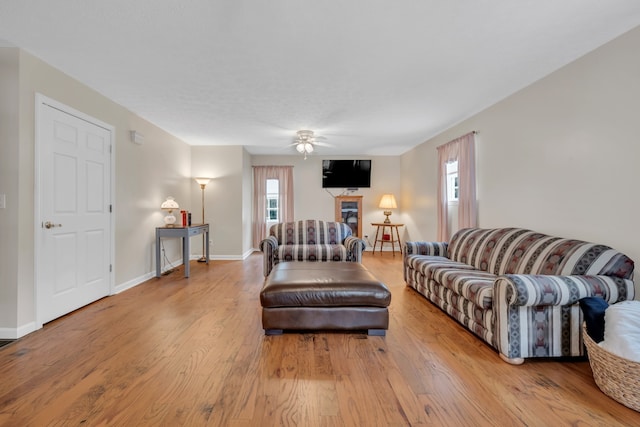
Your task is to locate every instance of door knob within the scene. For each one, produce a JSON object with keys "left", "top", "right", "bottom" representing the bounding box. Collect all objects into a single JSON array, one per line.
[{"left": 43, "top": 221, "right": 62, "bottom": 229}]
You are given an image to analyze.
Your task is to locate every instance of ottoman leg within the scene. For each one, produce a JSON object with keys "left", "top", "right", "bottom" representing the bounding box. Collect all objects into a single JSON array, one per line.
[{"left": 367, "top": 329, "right": 386, "bottom": 336}]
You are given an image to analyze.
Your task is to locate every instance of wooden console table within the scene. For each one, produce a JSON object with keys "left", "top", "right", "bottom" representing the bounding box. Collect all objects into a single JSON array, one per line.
[
  {"left": 155, "top": 224, "right": 209, "bottom": 278},
  {"left": 371, "top": 223, "right": 404, "bottom": 256}
]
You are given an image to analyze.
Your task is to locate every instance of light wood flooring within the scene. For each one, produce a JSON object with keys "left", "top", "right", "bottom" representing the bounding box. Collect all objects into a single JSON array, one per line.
[{"left": 0, "top": 252, "right": 638, "bottom": 426}]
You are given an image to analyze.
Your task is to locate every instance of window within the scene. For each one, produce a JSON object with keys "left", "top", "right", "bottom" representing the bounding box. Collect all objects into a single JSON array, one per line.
[
  {"left": 446, "top": 161, "right": 459, "bottom": 202},
  {"left": 266, "top": 179, "right": 279, "bottom": 221},
  {"left": 436, "top": 132, "right": 476, "bottom": 241}
]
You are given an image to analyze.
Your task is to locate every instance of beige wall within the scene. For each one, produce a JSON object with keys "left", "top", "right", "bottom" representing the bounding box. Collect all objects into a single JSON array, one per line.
[
  {"left": 0, "top": 49, "right": 192, "bottom": 336},
  {"left": 112, "top": 109, "right": 191, "bottom": 284},
  {"left": 251, "top": 155, "right": 402, "bottom": 247},
  {"left": 0, "top": 48, "right": 20, "bottom": 331},
  {"left": 190, "top": 146, "right": 247, "bottom": 258},
  {"left": 242, "top": 149, "right": 253, "bottom": 255},
  {"left": 401, "top": 26, "right": 640, "bottom": 296}
]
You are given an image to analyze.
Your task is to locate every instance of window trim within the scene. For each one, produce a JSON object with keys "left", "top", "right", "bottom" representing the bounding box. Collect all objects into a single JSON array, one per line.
[
  {"left": 446, "top": 161, "right": 459, "bottom": 203},
  {"left": 265, "top": 179, "right": 279, "bottom": 222}
]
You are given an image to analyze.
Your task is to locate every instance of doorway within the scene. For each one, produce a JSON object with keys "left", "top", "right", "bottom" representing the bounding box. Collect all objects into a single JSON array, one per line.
[{"left": 35, "top": 95, "right": 114, "bottom": 325}]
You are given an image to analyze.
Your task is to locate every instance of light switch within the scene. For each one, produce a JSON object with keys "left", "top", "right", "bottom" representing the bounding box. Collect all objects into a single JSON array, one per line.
[{"left": 0, "top": 194, "right": 5, "bottom": 209}]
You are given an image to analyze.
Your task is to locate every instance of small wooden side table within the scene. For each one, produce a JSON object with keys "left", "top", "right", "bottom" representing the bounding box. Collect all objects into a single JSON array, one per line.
[{"left": 371, "top": 223, "right": 404, "bottom": 256}]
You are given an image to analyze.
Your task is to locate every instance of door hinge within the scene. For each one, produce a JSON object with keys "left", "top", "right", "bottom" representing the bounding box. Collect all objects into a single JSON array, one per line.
[
  {"left": 109, "top": 204, "right": 112, "bottom": 213},
  {"left": 110, "top": 264, "right": 112, "bottom": 272}
]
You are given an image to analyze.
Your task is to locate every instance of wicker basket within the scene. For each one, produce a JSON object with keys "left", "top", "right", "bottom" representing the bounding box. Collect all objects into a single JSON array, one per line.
[{"left": 582, "top": 324, "right": 640, "bottom": 412}]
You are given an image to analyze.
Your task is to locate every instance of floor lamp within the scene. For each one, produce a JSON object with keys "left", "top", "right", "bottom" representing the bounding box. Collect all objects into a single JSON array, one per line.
[{"left": 195, "top": 178, "right": 211, "bottom": 262}]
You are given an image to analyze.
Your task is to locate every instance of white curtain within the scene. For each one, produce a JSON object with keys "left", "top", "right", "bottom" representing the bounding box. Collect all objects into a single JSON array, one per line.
[
  {"left": 437, "top": 132, "right": 477, "bottom": 241},
  {"left": 252, "top": 166, "right": 294, "bottom": 248}
]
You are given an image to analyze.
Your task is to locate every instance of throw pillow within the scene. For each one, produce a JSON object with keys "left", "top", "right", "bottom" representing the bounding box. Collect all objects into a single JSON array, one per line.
[{"left": 579, "top": 296, "right": 609, "bottom": 343}]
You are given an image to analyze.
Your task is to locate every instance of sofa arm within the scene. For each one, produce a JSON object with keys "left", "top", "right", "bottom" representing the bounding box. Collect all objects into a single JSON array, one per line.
[
  {"left": 344, "top": 236, "right": 366, "bottom": 262},
  {"left": 494, "top": 274, "right": 635, "bottom": 362},
  {"left": 259, "top": 236, "right": 279, "bottom": 277},
  {"left": 404, "top": 241, "right": 448, "bottom": 257},
  {"left": 495, "top": 274, "right": 635, "bottom": 307}
]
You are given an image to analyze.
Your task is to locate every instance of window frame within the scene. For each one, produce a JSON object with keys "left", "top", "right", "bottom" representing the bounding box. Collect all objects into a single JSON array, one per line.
[
  {"left": 265, "top": 179, "right": 279, "bottom": 222},
  {"left": 446, "top": 161, "right": 459, "bottom": 203}
]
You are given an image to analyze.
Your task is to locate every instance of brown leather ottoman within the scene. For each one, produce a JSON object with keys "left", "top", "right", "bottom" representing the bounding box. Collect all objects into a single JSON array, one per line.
[{"left": 260, "top": 262, "right": 391, "bottom": 336}]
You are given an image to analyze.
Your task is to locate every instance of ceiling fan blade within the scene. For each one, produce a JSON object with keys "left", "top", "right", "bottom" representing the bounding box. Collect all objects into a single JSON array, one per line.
[
  {"left": 283, "top": 130, "right": 334, "bottom": 153},
  {"left": 313, "top": 141, "right": 333, "bottom": 147}
]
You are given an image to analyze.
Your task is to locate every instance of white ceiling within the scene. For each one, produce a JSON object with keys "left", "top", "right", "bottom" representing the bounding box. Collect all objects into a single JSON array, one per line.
[{"left": 1, "top": 1, "right": 640, "bottom": 156}]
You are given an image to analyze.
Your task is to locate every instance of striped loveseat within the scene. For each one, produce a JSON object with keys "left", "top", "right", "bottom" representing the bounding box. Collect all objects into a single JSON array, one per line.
[
  {"left": 259, "top": 220, "right": 366, "bottom": 277},
  {"left": 404, "top": 227, "right": 635, "bottom": 364}
]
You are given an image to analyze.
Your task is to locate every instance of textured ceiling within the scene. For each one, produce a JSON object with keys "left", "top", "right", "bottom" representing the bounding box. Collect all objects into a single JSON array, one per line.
[{"left": 1, "top": 1, "right": 640, "bottom": 156}]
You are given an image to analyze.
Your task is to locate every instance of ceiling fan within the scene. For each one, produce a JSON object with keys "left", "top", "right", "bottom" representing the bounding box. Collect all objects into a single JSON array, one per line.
[{"left": 292, "top": 130, "right": 329, "bottom": 159}]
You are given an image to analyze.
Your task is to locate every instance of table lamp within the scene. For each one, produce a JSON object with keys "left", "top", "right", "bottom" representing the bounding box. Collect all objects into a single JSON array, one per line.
[
  {"left": 160, "top": 196, "right": 179, "bottom": 226},
  {"left": 378, "top": 194, "right": 397, "bottom": 224}
]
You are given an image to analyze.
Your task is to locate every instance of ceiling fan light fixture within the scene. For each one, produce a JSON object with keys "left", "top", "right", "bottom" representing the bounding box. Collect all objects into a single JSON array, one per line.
[
  {"left": 296, "top": 130, "right": 314, "bottom": 141},
  {"left": 293, "top": 130, "right": 320, "bottom": 158}
]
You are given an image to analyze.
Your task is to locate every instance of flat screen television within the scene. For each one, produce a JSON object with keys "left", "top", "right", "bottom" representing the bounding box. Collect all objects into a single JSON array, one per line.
[{"left": 322, "top": 160, "right": 372, "bottom": 188}]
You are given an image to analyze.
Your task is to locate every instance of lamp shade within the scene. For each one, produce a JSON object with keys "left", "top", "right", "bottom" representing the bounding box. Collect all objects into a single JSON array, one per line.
[
  {"left": 160, "top": 196, "right": 179, "bottom": 210},
  {"left": 379, "top": 194, "right": 397, "bottom": 209},
  {"left": 195, "top": 177, "right": 211, "bottom": 187},
  {"left": 160, "top": 196, "right": 179, "bottom": 226}
]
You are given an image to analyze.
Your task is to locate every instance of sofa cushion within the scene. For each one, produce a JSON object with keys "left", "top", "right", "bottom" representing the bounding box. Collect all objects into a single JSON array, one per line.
[
  {"left": 277, "top": 244, "right": 348, "bottom": 262},
  {"left": 432, "top": 267, "right": 496, "bottom": 309},
  {"left": 404, "top": 255, "right": 476, "bottom": 282},
  {"left": 270, "top": 220, "right": 351, "bottom": 245},
  {"left": 429, "top": 283, "right": 495, "bottom": 345},
  {"left": 448, "top": 227, "right": 634, "bottom": 279}
]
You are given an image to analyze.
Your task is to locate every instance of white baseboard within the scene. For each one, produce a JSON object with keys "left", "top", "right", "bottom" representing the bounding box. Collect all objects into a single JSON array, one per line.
[
  {"left": 199, "top": 249, "right": 255, "bottom": 261},
  {"left": 2, "top": 253, "right": 258, "bottom": 340},
  {"left": 114, "top": 253, "right": 251, "bottom": 295},
  {"left": 242, "top": 249, "right": 255, "bottom": 260},
  {"left": 0, "top": 321, "right": 39, "bottom": 339},
  {"left": 365, "top": 247, "right": 402, "bottom": 252},
  {"left": 203, "top": 250, "right": 254, "bottom": 261},
  {"left": 115, "top": 272, "right": 154, "bottom": 294}
]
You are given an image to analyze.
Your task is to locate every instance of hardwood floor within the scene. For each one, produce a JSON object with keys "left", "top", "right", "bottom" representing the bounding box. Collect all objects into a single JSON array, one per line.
[{"left": 0, "top": 253, "right": 638, "bottom": 426}]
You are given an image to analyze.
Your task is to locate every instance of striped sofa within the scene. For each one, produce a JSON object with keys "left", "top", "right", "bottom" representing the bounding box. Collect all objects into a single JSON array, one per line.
[
  {"left": 404, "top": 227, "right": 635, "bottom": 364},
  {"left": 259, "top": 220, "right": 366, "bottom": 277}
]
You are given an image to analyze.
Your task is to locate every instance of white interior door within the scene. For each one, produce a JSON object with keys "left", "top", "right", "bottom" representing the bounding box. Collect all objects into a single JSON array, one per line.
[{"left": 36, "top": 96, "right": 113, "bottom": 325}]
